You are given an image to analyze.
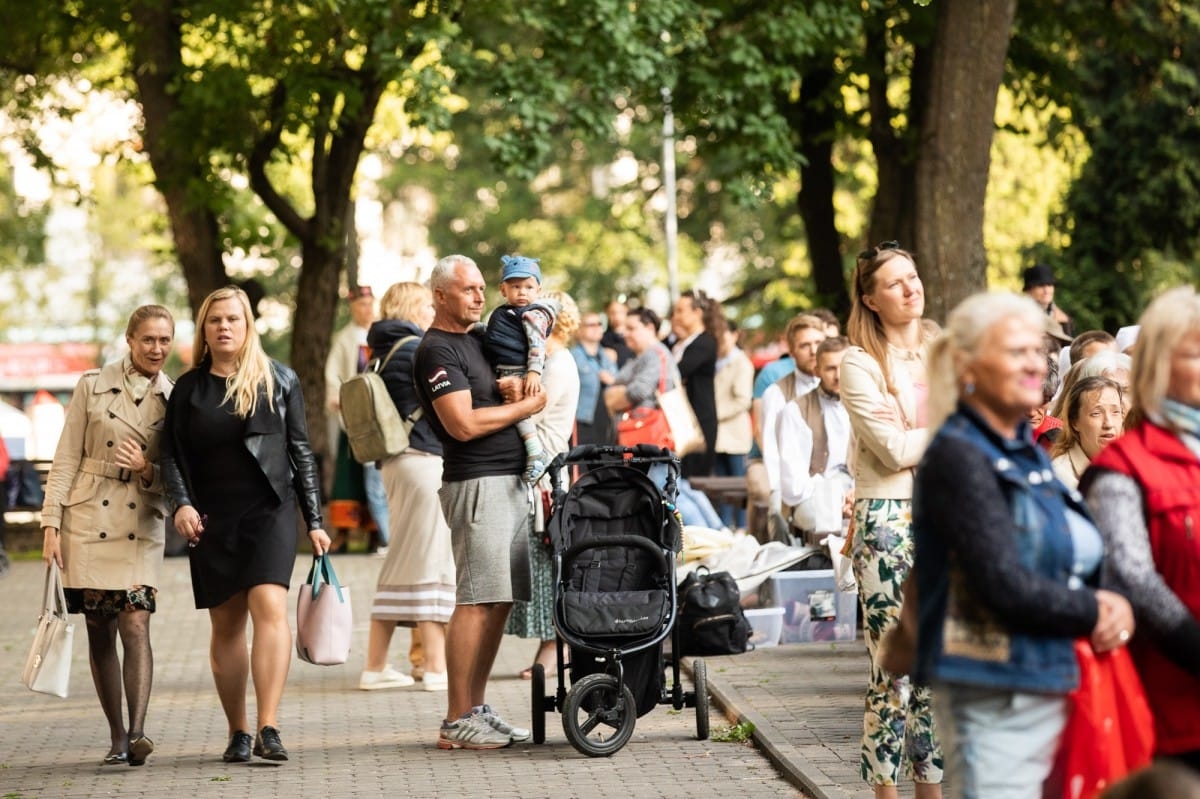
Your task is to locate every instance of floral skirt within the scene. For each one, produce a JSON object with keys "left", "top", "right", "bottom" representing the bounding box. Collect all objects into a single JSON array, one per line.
[{"left": 64, "top": 586, "right": 157, "bottom": 616}]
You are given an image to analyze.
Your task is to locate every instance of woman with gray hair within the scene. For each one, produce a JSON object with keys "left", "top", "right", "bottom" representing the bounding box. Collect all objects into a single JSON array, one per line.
[
  {"left": 1081, "top": 285, "right": 1200, "bottom": 774},
  {"left": 913, "top": 291, "right": 1134, "bottom": 798}
]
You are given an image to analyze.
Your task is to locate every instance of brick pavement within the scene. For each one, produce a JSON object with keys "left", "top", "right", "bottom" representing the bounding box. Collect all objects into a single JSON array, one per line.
[{"left": 0, "top": 555, "right": 915, "bottom": 799}]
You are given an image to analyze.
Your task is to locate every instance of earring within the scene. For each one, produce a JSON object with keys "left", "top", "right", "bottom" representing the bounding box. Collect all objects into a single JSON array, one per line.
[{"left": 964, "top": 382, "right": 976, "bottom": 396}]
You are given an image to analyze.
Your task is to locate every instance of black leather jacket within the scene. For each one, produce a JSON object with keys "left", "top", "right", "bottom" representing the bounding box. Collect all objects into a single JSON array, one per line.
[{"left": 161, "top": 359, "right": 323, "bottom": 531}]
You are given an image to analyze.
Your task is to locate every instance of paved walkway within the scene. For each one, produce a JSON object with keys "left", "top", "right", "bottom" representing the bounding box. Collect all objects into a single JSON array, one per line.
[{"left": 0, "top": 554, "right": 913, "bottom": 799}]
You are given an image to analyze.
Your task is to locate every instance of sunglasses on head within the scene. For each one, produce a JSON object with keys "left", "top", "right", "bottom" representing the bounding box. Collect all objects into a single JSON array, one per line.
[{"left": 857, "top": 240, "right": 901, "bottom": 261}]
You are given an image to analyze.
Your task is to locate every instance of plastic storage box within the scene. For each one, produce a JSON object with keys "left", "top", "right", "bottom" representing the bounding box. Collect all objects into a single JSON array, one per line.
[
  {"left": 759, "top": 569, "right": 858, "bottom": 643},
  {"left": 744, "top": 606, "right": 785, "bottom": 648}
]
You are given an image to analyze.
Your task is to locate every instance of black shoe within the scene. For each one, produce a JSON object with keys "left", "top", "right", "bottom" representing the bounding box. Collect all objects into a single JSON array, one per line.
[
  {"left": 253, "top": 726, "right": 288, "bottom": 761},
  {"left": 222, "top": 731, "right": 253, "bottom": 763},
  {"left": 128, "top": 735, "right": 154, "bottom": 766}
]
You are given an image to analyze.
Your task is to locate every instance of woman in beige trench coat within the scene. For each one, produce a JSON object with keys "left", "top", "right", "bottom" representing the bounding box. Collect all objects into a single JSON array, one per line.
[{"left": 42, "top": 305, "right": 175, "bottom": 767}]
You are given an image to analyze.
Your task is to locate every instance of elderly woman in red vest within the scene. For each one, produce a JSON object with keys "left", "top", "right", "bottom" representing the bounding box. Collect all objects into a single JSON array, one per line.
[{"left": 1081, "top": 285, "right": 1200, "bottom": 774}]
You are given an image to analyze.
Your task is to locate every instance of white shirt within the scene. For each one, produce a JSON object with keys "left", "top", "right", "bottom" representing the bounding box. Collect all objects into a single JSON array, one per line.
[
  {"left": 760, "top": 370, "right": 819, "bottom": 500},
  {"left": 777, "top": 390, "right": 851, "bottom": 508}
]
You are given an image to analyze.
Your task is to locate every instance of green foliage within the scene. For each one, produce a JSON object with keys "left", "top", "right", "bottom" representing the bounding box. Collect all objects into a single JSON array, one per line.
[{"left": 1013, "top": 0, "right": 1200, "bottom": 331}]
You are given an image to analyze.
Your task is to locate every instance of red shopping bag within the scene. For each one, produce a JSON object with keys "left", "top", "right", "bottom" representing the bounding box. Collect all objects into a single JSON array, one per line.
[{"left": 1054, "top": 639, "right": 1155, "bottom": 799}]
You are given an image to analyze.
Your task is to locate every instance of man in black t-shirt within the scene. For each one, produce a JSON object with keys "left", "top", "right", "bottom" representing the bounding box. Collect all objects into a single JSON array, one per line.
[{"left": 414, "top": 254, "right": 546, "bottom": 750}]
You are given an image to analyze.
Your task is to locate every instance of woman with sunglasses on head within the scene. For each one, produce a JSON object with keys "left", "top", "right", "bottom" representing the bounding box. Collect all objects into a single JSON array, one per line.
[{"left": 842, "top": 241, "right": 943, "bottom": 798}]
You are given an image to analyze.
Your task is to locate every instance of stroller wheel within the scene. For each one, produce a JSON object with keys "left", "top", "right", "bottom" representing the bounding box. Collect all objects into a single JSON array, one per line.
[
  {"left": 531, "top": 663, "right": 547, "bottom": 744},
  {"left": 692, "top": 658, "right": 710, "bottom": 740},
  {"left": 561, "top": 673, "right": 637, "bottom": 757}
]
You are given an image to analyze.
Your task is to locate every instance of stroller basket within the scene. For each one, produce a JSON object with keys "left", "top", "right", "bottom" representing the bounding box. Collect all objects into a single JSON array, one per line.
[{"left": 558, "top": 534, "right": 671, "bottom": 641}]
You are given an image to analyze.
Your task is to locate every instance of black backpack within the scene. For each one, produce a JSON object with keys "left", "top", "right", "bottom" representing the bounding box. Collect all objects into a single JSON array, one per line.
[{"left": 676, "top": 567, "right": 752, "bottom": 656}]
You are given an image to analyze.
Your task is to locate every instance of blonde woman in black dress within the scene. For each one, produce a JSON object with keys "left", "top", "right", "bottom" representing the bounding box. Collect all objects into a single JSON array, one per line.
[{"left": 162, "top": 286, "right": 330, "bottom": 764}]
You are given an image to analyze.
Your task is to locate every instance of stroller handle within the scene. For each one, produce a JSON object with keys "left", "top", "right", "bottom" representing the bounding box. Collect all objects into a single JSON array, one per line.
[{"left": 548, "top": 445, "right": 681, "bottom": 501}]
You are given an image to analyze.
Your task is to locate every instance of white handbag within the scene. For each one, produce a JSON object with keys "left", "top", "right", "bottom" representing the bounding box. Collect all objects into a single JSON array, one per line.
[{"left": 22, "top": 562, "right": 75, "bottom": 698}]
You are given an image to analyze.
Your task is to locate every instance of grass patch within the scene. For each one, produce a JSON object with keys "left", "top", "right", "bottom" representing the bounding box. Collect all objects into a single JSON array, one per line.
[{"left": 710, "top": 720, "right": 755, "bottom": 742}]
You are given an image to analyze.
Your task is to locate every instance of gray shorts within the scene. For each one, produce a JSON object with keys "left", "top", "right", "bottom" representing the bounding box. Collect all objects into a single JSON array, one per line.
[{"left": 439, "top": 475, "right": 533, "bottom": 604}]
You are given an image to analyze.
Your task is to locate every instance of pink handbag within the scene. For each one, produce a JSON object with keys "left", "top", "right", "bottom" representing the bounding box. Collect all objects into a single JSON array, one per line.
[{"left": 296, "top": 555, "right": 352, "bottom": 665}]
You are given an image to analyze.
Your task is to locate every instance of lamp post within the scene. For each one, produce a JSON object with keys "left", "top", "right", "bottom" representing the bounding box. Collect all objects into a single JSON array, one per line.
[{"left": 662, "top": 86, "right": 679, "bottom": 304}]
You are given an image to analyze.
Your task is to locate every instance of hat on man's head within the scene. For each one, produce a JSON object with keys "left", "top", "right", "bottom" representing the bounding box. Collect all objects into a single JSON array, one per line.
[
  {"left": 501, "top": 255, "right": 542, "bottom": 284},
  {"left": 1022, "top": 264, "right": 1056, "bottom": 291},
  {"left": 346, "top": 285, "right": 374, "bottom": 301}
]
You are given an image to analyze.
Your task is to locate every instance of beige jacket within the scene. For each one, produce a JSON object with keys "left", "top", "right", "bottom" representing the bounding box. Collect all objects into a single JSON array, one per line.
[
  {"left": 714, "top": 348, "right": 754, "bottom": 455},
  {"left": 840, "top": 346, "right": 930, "bottom": 500},
  {"left": 1051, "top": 444, "right": 1090, "bottom": 491},
  {"left": 41, "top": 360, "right": 173, "bottom": 590}
]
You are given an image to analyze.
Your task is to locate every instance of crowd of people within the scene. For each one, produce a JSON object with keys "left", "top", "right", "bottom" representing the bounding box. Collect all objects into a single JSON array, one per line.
[{"left": 28, "top": 247, "right": 1200, "bottom": 797}]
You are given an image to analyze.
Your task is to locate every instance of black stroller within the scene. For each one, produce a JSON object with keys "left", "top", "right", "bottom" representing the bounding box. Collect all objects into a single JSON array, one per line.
[{"left": 529, "top": 444, "right": 710, "bottom": 757}]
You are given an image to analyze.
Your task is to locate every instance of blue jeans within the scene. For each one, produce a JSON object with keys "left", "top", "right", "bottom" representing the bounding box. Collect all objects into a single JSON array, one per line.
[
  {"left": 648, "top": 463, "right": 724, "bottom": 530},
  {"left": 364, "top": 463, "right": 389, "bottom": 546},
  {"left": 712, "top": 453, "right": 748, "bottom": 529}
]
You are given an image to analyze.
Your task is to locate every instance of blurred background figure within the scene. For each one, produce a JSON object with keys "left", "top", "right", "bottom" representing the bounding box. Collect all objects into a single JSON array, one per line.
[
  {"left": 670, "top": 289, "right": 721, "bottom": 478},
  {"left": 40, "top": 304, "right": 175, "bottom": 767},
  {"left": 508, "top": 290, "right": 580, "bottom": 679},
  {"left": 712, "top": 319, "right": 753, "bottom": 530},
  {"left": 601, "top": 298, "right": 634, "bottom": 368},
  {"left": 1082, "top": 285, "right": 1200, "bottom": 776},
  {"left": 1023, "top": 263, "right": 1075, "bottom": 338},
  {"left": 360, "top": 281, "right": 451, "bottom": 691},
  {"left": 325, "top": 285, "right": 386, "bottom": 554},
  {"left": 570, "top": 309, "right": 617, "bottom": 450}
]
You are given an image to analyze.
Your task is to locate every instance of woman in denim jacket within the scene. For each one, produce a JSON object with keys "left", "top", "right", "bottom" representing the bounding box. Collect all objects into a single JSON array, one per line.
[{"left": 912, "top": 292, "right": 1134, "bottom": 799}]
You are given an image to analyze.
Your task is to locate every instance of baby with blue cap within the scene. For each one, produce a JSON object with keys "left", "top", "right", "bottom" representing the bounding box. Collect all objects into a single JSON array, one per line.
[{"left": 483, "top": 255, "right": 561, "bottom": 483}]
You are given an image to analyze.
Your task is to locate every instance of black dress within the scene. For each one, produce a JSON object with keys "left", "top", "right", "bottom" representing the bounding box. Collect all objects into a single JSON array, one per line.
[{"left": 185, "top": 373, "right": 297, "bottom": 609}]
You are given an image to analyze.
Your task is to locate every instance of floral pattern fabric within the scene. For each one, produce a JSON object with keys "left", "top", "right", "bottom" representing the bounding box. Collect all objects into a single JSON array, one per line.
[
  {"left": 64, "top": 586, "right": 157, "bottom": 616},
  {"left": 851, "top": 497, "right": 943, "bottom": 787}
]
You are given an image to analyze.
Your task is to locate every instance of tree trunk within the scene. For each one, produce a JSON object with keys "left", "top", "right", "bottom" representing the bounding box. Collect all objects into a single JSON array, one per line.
[
  {"left": 866, "top": 19, "right": 929, "bottom": 257},
  {"left": 792, "top": 68, "right": 851, "bottom": 318},
  {"left": 293, "top": 238, "right": 342, "bottom": 482},
  {"left": 128, "top": 0, "right": 226, "bottom": 316},
  {"left": 913, "top": 0, "right": 1017, "bottom": 323}
]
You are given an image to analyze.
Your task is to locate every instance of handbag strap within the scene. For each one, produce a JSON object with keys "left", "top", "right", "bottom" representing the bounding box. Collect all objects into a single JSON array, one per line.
[
  {"left": 43, "top": 562, "right": 67, "bottom": 617},
  {"left": 366, "top": 336, "right": 424, "bottom": 425},
  {"left": 653, "top": 346, "right": 670, "bottom": 395},
  {"left": 308, "top": 554, "right": 346, "bottom": 603}
]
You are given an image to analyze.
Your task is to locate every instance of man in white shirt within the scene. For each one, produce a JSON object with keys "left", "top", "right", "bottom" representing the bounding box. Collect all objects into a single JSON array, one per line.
[
  {"left": 775, "top": 337, "right": 854, "bottom": 545},
  {"left": 756, "top": 313, "right": 826, "bottom": 542}
]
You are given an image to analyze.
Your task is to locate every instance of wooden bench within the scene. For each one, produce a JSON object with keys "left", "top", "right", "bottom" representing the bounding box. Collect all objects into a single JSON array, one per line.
[
  {"left": 686, "top": 474, "right": 770, "bottom": 541},
  {"left": 3, "top": 459, "right": 54, "bottom": 551}
]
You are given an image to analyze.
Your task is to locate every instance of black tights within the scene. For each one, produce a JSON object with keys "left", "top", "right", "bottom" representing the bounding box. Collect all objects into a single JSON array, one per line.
[{"left": 84, "top": 610, "right": 152, "bottom": 754}]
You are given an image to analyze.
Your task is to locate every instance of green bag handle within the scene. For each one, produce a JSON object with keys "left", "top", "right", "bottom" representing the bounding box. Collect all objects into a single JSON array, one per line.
[{"left": 306, "top": 553, "right": 346, "bottom": 603}]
